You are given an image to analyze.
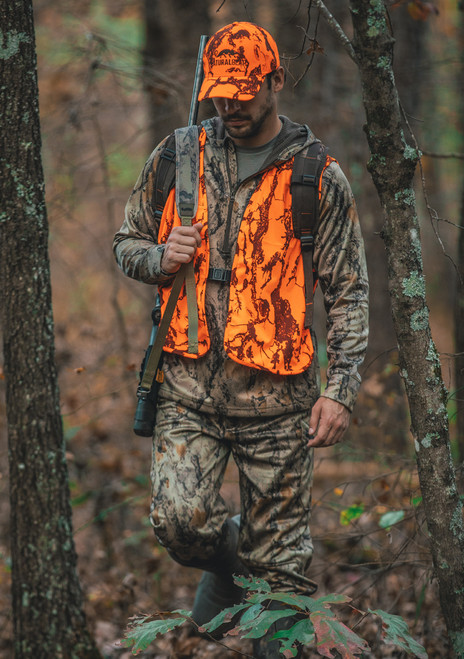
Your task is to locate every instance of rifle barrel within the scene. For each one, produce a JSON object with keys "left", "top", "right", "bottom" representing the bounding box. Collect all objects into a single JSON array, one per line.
[{"left": 188, "top": 35, "right": 208, "bottom": 127}]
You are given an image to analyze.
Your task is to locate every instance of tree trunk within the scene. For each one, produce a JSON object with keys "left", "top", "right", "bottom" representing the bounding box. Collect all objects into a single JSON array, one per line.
[
  {"left": 0, "top": 2, "right": 101, "bottom": 657},
  {"left": 348, "top": 0, "right": 464, "bottom": 654}
]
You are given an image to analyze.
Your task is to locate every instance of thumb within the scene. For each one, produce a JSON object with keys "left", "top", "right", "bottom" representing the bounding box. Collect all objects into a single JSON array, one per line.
[{"left": 309, "top": 399, "right": 322, "bottom": 435}]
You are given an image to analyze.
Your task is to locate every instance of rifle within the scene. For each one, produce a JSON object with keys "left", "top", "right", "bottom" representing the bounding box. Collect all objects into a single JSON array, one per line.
[{"left": 133, "top": 34, "right": 208, "bottom": 437}]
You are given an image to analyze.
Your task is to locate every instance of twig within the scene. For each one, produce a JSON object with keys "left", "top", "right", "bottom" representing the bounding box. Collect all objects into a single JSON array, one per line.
[
  {"left": 188, "top": 617, "right": 255, "bottom": 658},
  {"left": 361, "top": 347, "right": 399, "bottom": 376},
  {"left": 293, "top": 14, "right": 322, "bottom": 87},
  {"left": 400, "top": 101, "right": 459, "bottom": 277},
  {"left": 283, "top": 4, "right": 314, "bottom": 62},
  {"left": 312, "top": 0, "right": 357, "bottom": 62},
  {"left": 422, "top": 151, "right": 464, "bottom": 160}
]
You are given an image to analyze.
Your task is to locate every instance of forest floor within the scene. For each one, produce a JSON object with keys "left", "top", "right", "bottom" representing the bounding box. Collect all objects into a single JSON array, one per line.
[{"left": 0, "top": 387, "right": 453, "bottom": 658}]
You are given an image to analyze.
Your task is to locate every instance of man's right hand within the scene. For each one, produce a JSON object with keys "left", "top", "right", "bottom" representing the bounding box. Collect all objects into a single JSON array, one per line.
[{"left": 161, "top": 223, "right": 203, "bottom": 274}]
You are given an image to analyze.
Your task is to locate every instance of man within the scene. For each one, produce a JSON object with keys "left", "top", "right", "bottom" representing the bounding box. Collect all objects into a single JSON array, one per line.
[{"left": 114, "top": 21, "right": 368, "bottom": 658}]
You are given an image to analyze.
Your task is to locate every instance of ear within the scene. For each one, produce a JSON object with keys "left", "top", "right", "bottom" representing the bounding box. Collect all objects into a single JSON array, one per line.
[{"left": 272, "top": 66, "right": 285, "bottom": 93}]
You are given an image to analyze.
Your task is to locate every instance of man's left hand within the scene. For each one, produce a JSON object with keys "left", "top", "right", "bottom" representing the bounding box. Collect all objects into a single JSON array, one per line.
[{"left": 307, "top": 397, "right": 350, "bottom": 448}]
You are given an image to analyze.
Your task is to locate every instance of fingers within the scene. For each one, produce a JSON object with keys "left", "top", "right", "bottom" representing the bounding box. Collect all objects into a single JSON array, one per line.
[
  {"left": 161, "top": 223, "right": 203, "bottom": 274},
  {"left": 307, "top": 398, "right": 350, "bottom": 448}
]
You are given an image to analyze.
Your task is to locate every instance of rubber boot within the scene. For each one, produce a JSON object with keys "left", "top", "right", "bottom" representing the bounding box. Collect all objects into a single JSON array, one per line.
[
  {"left": 191, "top": 515, "right": 247, "bottom": 635},
  {"left": 252, "top": 602, "right": 304, "bottom": 659}
]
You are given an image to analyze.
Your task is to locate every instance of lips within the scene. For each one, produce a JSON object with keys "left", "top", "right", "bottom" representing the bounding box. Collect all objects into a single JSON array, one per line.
[{"left": 224, "top": 116, "right": 249, "bottom": 125}]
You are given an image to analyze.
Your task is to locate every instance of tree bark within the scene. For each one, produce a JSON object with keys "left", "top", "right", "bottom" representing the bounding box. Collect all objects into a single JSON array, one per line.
[
  {"left": 0, "top": 2, "right": 101, "bottom": 657},
  {"left": 347, "top": 0, "right": 464, "bottom": 654}
]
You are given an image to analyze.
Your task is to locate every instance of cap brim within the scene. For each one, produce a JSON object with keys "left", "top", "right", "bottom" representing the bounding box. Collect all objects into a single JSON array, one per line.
[{"left": 198, "top": 75, "right": 265, "bottom": 102}]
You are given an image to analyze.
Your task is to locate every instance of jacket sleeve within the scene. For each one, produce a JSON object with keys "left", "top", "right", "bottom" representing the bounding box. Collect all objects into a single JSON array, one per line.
[
  {"left": 112, "top": 137, "right": 175, "bottom": 285},
  {"left": 313, "top": 162, "right": 369, "bottom": 412}
]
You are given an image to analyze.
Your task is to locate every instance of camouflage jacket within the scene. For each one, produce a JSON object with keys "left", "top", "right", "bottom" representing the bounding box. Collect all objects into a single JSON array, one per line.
[{"left": 113, "top": 116, "right": 369, "bottom": 416}]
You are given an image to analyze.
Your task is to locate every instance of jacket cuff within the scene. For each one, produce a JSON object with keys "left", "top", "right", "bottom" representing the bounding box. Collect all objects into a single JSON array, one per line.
[
  {"left": 148, "top": 245, "right": 175, "bottom": 282},
  {"left": 322, "top": 373, "right": 361, "bottom": 413}
]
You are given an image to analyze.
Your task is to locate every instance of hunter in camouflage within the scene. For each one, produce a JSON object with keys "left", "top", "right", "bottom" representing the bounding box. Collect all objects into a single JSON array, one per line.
[{"left": 113, "top": 21, "right": 368, "bottom": 659}]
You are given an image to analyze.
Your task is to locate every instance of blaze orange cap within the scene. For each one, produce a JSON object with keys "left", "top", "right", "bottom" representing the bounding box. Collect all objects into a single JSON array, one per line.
[{"left": 198, "top": 22, "right": 280, "bottom": 102}]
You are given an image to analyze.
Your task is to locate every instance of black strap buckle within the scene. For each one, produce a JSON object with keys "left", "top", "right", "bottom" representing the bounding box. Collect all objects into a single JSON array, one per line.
[
  {"left": 302, "top": 173, "right": 317, "bottom": 186},
  {"left": 208, "top": 267, "right": 232, "bottom": 283},
  {"left": 161, "top": 147, "right": 176, "bottom": 163},
  {"left": 300, "top": 235, "right": 314, "bottom": 251}
]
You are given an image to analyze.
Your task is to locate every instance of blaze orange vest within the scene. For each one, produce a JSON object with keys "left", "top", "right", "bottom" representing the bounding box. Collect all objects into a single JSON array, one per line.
[{"left": 157, "top": 129, "right": 316, "bottom": 376}]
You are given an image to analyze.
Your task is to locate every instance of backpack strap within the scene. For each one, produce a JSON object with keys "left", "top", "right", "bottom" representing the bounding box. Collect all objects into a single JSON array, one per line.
[
  {"left": 153, "top": 133, "right": 176, "bottom": 222},
  {"left": 153, "top": 126, "right": 202, "bottom": 218},
  {"left": 291, "top": 141, "right": 329, "bottom": 328}
]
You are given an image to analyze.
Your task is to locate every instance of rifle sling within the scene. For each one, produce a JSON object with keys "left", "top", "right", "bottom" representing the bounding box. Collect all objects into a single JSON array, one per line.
[
  {"left": 139, "top": 265, "right": 186, "bottom": 393},
  {"left": 175, "top": 126, "right": 200, "bottom": 353}
]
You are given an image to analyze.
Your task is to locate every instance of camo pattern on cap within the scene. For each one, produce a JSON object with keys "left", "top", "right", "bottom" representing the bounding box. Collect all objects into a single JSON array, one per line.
[{"left": 198, "top": 22, "right": 280, "bottom": 101}]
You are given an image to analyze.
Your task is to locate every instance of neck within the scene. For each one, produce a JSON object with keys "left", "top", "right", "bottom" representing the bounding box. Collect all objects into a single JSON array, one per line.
[{"left": 232, "top": 114, "right": 282, "bottom": 148}]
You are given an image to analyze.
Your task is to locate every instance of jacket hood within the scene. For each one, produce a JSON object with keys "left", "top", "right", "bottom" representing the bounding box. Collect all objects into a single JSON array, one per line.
[{"left": 201, "top": 115, "right": 319, "bottom": 165}]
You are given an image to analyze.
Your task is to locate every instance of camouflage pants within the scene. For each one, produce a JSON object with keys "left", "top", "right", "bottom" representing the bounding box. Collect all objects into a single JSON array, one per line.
[{"left": 150, "top": 398, "right": 316, "bottom": 594}]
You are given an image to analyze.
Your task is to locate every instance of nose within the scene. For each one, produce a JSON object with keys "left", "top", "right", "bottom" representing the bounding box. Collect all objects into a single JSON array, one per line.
[{"left": 223, "top": 98, "right": 241, "bottom": 113}]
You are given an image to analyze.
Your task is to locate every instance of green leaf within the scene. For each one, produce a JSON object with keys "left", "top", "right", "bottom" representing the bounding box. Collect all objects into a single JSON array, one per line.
[
  {"left": 311, "top": 611, "right": 370, "bottom": 658},
  {"left": 234, "top": 574, "right": 272, "bottom": 592},
  {"left": 71, "top": 490, "right": 93, "bottom": 507},
  {"left": 237, "top": 608, "right": 299, "bottom": 639},
  {"left": 63, "top": 424, "right": 82, "bottom": 442},
  {"left": 238, "top": 602, "right": 264, "bottom": 625},
  {"left": 122, "top": 613, "right": 189, "bottom": 653},
  {"left": 379, "top": 510, "right": 405, "bottom": 529},
  {"left": 340, "top": 503, "right": 364, "bottom": 526},
  {"left": 411, "top": 495, "right": 422, "bottom": 507},
  {"left": 254, "top": 591, "right": 313, "bottom": 611},
  {"left": 199, "top": 601, "right": 250, "bottom": 634},
  {"left": 310, "top": 593, "right": 352, "bottom": 611},
  {"left": 272, "top": 618, "right": 315, "bottom": 655},
  {"left": 369, "top": 609, "right": 428, "bottom": 658}
]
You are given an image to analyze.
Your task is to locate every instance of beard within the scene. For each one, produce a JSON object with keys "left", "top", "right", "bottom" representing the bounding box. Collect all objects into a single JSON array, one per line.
[{"left": 222, "top": 91, "right": 274, "bottom": 140}]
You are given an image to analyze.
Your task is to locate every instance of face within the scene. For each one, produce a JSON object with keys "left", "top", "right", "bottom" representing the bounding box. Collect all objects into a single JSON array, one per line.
[{"left": 212, "top": 69, "right": 284, "bottom": 147}]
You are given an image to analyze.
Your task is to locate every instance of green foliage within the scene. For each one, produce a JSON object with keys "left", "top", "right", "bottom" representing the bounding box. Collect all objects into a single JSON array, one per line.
[
  {"left": 107, "top": 148, "right": 145, "bottom": 188},
  {"left": 121, "top": 575, "right": 428, "bottom": 658},
  {"left": 340, "top": 503, "right": 364, "bottom": 526},
  {"left": 122, "top": 611, "right": 190, "bottom": 655},
  {"left": 378, "top": 510, "right": 405, "bottom": 529},
  {"left": 86, "top": 1, "right": 143, "bottom": 52},
  {"left": 369, "top": 609, "right": 428, "bottom": 658}
]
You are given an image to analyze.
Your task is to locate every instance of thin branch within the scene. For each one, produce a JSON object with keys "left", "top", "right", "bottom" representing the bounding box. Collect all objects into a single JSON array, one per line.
[
  {"left": 400, "top": 102, "right": 459, "bottom": 277},
  {"left": 293, "top": 13, "right": 322, "bottom": 87},
  {"left": 422, "top": 151, "right": 464, "bottom": 160},
  {"left": 361, "top": 347, "right": 399, "bottom": 376},
  {"left": 312, "top": 0, "right": 356, "bottom": 62},
  {"left": 282, "top": 4, "right": 314, "bottom": 63}
]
